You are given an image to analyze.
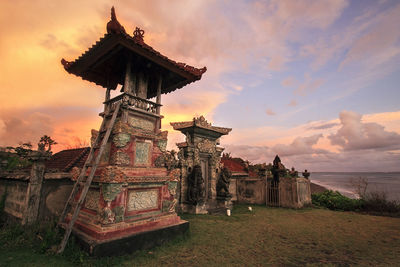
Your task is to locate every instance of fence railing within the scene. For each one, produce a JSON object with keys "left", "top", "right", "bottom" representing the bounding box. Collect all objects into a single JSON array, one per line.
[{"left": 104, "top": 93, "right": 161, "bottom": 115}]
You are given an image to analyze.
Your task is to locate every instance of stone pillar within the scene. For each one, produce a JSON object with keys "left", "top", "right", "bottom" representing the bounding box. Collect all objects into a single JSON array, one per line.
[
  {"left": 136, "top": 72, "right": 148, "bottom": 99},
  {"left": 156, "top": 74, "right": 162, "bottom": 132},
  {"left": 22, "top": 152, "right": 49, "bottom": 225},
  {"left": 124, "top": 60, "right": 136, "bottom": 94},
  {"left": 156, "top": 74, "right": 162, "bottom": 115}
]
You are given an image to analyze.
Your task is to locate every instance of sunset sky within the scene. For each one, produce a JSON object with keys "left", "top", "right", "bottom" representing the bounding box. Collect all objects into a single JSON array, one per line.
[{"left": 1, "top": 0, "right": 400, "bottom": 171}]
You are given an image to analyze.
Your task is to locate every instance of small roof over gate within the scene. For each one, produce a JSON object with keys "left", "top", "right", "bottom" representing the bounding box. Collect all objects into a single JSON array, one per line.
[
  {"left": 61, "top": 7, "right": 206, "bottom": 99},
  {"left": 170, "top": 116, "right": 232, "bottom": 136}
]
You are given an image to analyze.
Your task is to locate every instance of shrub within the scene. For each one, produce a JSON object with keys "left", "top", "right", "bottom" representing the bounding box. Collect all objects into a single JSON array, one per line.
[
  {"left": 362, "top": 191, "right": 400, "bottom": 215},
  {"left": 312, "top": 190, "right": 364, "bottom": 211},
  {"left": 0, "top": 189, "right": 7, "bottom": 226}
]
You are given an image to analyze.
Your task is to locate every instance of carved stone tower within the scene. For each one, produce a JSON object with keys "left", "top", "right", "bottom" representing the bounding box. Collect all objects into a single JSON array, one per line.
[
  {"left": 61, "top": 7, "right": 206, "bottom": 255},
  {"left": 171, "top": 116, "right": 231, "bottom": 214}
]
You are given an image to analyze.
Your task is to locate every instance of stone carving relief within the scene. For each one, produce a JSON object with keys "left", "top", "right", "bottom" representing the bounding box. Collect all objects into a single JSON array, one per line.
[
  {"left": 135, "top": 142, "right": 151, "bottom": 165},
  {"left": 128, "top": 117, "right": 154, "bottom": 131},
  {"left": 197, "top": 139, "right": 215, "bottom": 154},
  {"left": 157, "top": 140, "right": 167, "bottom": 152},
  {"left": 217, "top": 167, "right": 232, "bottom": 198},
  {"left": 99, "top": 166, "right": 127, "bottom": 183},
  {"left": 162, "top": 200, "right": 177, "bottom": 213},
  {"left": 187, "top": 165, "right": 205, "bottom": 205},
  {"left": 101, "top": 183, "right": 123, "bottom": 202},
  {"left": 127, "top": 189, "right": 159, "bottom": 211},
  {"left": 98, "top": 184, "right": 122, "bottom": 225},
  {"left": 112, "top": 133, "right": 131, "bottom": 148},
  {"left": 154, "top": 155, "right": 165, "bottom": 167},
  {"left": 111, "top": 151, "right": 131, "bottom": 165},
  {"left": 168, "top": 169, "right": 180, "bottom": 182},
  {"left": 193, "top": 115, "right": 211, "bottom": 128},
  {"left": 112, "top": 206, "right": 125, "bottom": 223},
  {"left": 84, "top": 189, "right": 100, "bottom": 211},
  {"left": 100, "top": 201, "right": 115, "bottom": 224}
]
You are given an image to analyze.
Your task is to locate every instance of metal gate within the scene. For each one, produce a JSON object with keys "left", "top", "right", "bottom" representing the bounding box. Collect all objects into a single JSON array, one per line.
[{"left": 266, "top": 179, "right": 280, "bottom": 206}]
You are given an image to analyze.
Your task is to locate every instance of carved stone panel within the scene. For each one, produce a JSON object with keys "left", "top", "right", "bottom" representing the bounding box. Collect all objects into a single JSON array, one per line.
[
  {"left": 157, "top": 140, "right": 167, "bottom": 152},
  {"left": 128, "top": 117, "right": 154, "bottom": 131},
  {"left": 111, "top": 151, "right": 131, "bottom": 165},
  {"left": 112, "top": 133, "right": 131, "bottom": 148},
  {"left": 85, "top": 189, "right": 100, "bottom": 211},
  {"left": 135, "top": 142, "right": 151, "bottom": 165},
  {"left": 197, "top": 139, "right": 215, "bottom": 153},
  {"left": 127, "top": 189, "right": 159, "bottom": 211}
]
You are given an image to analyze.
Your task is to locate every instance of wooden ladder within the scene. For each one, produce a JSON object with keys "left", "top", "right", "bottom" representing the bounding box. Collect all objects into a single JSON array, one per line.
[{"left": 57, "top": 102, "right": 121, "bottom": 254}]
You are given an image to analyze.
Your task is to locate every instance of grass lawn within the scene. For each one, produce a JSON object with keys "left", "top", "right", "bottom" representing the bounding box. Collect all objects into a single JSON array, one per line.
[{"left": 1, "top": 205, "right": 399, "bottom": 266}]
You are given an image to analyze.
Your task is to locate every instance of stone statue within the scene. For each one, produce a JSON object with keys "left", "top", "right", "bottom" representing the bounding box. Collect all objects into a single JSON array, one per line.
[
  {"left": 187, "top": 165, "right": 205, "bottom": 205},
  {"left": 164, "top": 150, "right": 178, "bottom": 170},
  {"left": 217, "top": 167, "right": 232, "bottom": 198},
  {"left": 302, "top": 169, "right": 310, "bottom": 179},
  {"left": 271, "top": 155, "right": 287, "bottom": 182},
  {"left": 289, "top": 167, "right": 298, "bottom": 178}
]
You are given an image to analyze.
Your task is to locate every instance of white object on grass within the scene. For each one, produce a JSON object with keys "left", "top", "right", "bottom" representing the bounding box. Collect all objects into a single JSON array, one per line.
[
  {"left": 248, "top": 206, "right": 252, "bottom": 211},
  {"left": 227, "top": 209, "right": 231, "bottom": 216}
]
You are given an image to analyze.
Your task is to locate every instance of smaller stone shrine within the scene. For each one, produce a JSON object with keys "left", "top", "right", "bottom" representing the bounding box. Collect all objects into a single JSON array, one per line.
[
  {"left": 267, "top": 155, "right": 311, "bottom": 208},
  {"left": 171, "top": 116, "right": 232, "bottom": 214}
]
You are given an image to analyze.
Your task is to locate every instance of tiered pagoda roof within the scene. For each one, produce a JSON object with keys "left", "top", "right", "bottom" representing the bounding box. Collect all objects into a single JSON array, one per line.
[
  {"left": 61, "top": 7, "right": 206, "bottom": 99},
  {"left": 170, "top": 116, "right": 232, "bottom": 136}
]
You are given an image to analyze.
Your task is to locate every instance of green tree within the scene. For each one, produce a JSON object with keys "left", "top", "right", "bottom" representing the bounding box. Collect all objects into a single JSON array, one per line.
[{"left": 38, "top": 135, "right": 57, "bottom": 153}]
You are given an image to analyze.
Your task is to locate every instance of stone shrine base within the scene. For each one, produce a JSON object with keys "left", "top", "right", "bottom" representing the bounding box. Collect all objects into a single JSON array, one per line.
[
  {"left": 71, "top": 220, "right": 189, "bottom": 256},
  {"left": 179, "top": 198, "right": 233, "bottom": 215}
]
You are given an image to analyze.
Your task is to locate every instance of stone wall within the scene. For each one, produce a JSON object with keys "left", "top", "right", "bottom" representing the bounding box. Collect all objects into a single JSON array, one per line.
[
  {"left": 277, "top": 177, "right": 311, "bottom": 208},
  {"left": 232, "top": 176, "right": 311, "bottom": 208},
  {"left": 228, "top": 177, "right": 237, "bottom": 202},
  {"left": 0, "top": 169, "right": 73, "bottom": 223},
  {"left": 235, "top": 178, "right": 266, "bottom": 205},
  {"left": 0, "top": 178, "right": 28, "bottom": 219}
]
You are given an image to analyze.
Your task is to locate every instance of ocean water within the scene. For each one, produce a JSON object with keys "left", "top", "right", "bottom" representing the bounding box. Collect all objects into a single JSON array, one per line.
[{"left": 311, "top": 172, "right": 400, "bottom": 201}]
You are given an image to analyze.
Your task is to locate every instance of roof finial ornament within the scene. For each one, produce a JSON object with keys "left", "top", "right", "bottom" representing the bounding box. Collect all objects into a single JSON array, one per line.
[
  {"left": 106, "top": 6, "right": 126, "bottom": 34},
  {"left": 61, "top": 58, "right": 72, "bottom": 69},
  {"left": 133, "top": 27, "right": 145, "bottom": 42}
]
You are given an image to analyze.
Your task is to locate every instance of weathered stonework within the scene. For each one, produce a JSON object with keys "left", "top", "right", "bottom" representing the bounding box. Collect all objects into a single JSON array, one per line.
[
  {"left": 99, "top": 166, "right": 127, "bottom": 183},
  {"left": 101, "top": 183, "right": 123, "bottom": 202},
  {"left": 112, "top": 133, "right": 131, "bottom": 148},
  {"left": 113, "top": 206, "right": 125, "bottom": 223},
  {"left": 135, "top": 142, "right": 151, "bottom": 165},
  {"left": 154, "top": 155, "right": 165, "bottom": 167},
  {"left": 170, "top": 116, "right": 231, "bottom": 214},
  {"left": 128, "top": 117, "right": 154, "bottom": 131},
  {"left": 84, "top": 189, "right": 100, "bottom": 211},
  {"left": 99, "top": 143, "right": 111, "bottom": 165},
  {"left": 111, "top": 151, "right": 131, "bottom": 165},
  {"left": 197, "top": 139, "right": 215, "bottom": 153},
  {"left": 58, "top": 7, "right": 197, "bottom": 255},
  {"left": 157, "top": 140, "right": 167, "bottom": 152},
  {"left": 127, "top": 189, "right": 158, "bottom": 211}
]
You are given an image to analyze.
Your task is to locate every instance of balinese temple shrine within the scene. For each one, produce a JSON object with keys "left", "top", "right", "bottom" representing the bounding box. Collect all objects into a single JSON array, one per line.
[
  {"left": 60, "top": 7, "right": 206, "bottom": 255},
  {"left": 171, "top": 116, "right": 232, "bottom": 214}
]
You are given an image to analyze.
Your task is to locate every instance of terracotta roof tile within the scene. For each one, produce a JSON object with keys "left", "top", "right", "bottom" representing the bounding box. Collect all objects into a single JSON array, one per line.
[
  {"left": 221, "top": 157, "right": 259, "bottom": 178},
  {"left": 46, "top": 147, "right": 90, "bottom": 172}
]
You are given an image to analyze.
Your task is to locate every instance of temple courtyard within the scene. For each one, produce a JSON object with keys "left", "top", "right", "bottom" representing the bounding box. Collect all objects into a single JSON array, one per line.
[{"left": 1, "top": 205, "right": 399, "bottom": 266}]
